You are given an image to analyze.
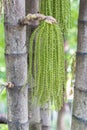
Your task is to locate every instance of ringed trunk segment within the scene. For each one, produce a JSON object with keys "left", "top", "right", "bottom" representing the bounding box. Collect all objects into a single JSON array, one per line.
[
  {"left": 4, "top": 0, "right": 29, "bottom": 130},
  {"left": 71, "top": 0, "right": 87, "bottom": 129}
]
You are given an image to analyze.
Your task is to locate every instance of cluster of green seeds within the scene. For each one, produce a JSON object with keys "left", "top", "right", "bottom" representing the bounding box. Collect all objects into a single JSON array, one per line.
[
  {"left": 29, "top": 0, "right": 71, "bottom": 110},
  {"left": 29, "top": 21, "right": 65, "bottom": 110},
  {"left": 40, "top": 0, "right": 71, "bottom": 33}
]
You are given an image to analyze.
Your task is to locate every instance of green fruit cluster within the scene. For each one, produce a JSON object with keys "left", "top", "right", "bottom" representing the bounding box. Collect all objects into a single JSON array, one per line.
[
  {"left": 40, "top": 0, "right": 71, "bottom": 33},
  {"left": 29, "top": 0, "right": 71, "bottom": 110},
  {"left": 29, "top": 21, "right": 65, "bottom": 110}
]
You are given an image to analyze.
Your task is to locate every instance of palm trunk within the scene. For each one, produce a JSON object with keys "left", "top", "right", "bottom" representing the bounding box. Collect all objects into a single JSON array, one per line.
[
  {"left": 57, "top": 104, "right": 67, "bottom": 130},
  {"left": 25, "top": 0, "right": 41, "bottom": 130},
  {"left": 4, "top": 0, "right": 29, "bottom": 130},
  {"left": 40, "top": 105, "right": 51, "bottom": 130},
  {"left": 71, "top": 0, "right": 87, "bottom": 129},
  {"left": 57, "top": 103, "right": 70, "bottom": 130}
]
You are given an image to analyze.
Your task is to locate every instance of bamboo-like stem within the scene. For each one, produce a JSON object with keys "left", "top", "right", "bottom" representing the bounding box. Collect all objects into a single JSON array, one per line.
[
  {"left": 26, "top": 0, "right": 41, "bottom": 129},
  {"left": 4, "top": 0, "right": 29, "bottom": 130},
  {"left": 71, "top": 0, "right": 87, "bottom": 129}
]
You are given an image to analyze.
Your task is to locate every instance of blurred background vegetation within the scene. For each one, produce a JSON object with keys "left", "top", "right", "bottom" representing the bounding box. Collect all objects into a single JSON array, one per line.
[
  {"left": 0, "top": 16, "right": 7, "bottom": 129},
  {"left": 0, "top": 0, "right": 79, "bottom": 130}
]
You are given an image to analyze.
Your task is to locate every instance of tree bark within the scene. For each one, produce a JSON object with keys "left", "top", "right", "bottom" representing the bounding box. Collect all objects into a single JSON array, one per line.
[
  {"left": 57, "top": 103, "right": 70, "bottom": 130},
  {"left": 71, "top": 0, "right": 87, "bottom": 130},
  {"left": 4, "top": 0, "right": 29, "bottom": 130},
  {"left": 25, "top": 0, "right": 41, "bottom": 130},
  {"left": 25, "top": 1, "right": 51, "bottom": 130},
  {"left": 40, "top": 105, "right": 51, "bottom": 130}
]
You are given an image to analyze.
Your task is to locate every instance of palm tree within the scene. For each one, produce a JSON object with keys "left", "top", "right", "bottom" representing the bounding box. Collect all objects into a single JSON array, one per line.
[
  {"left": 4, "top": 0, "right": 29, "bottom": 130},
  {"left": 26, "top": 0, "right": 41, "bottom": 130},
  {"left": 71, "top": 0, "right": 87, "bottom": 129},
  {"left": 3, "top": 0, "right": 71, "bottom": 130}
]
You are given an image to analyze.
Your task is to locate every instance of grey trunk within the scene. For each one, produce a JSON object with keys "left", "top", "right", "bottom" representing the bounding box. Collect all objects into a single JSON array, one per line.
[
  {"left": 40, "top": 105, "right": 51, "bottom": 130},
  {"left": 25, "top": 0, "right": 41, "bottom": 130},
  {"left": 57, "top": 103, "right": 70, "bottom": 130},
  {"left": 26, "top": 1, "right": 51, "bottom": 130},
  {"left": 71, "top": 0, "right": 87, "bottom": 130},
  {"left": 4, "top": 0, "right": 29, "bottom": 130}
]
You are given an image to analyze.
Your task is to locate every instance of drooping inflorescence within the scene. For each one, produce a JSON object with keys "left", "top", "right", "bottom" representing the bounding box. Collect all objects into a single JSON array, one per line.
[
  {"left": 40, "top": 0, "right": 71, "bottom": 33},
  {"left": 29, "top": 21, "right": 65, "bottom": 110},
  {"left": 29, "top": 0, "right": 71, "bottom": 110}
]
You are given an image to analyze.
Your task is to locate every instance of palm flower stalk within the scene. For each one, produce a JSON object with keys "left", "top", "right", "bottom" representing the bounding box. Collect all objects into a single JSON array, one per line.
[
  {"left": 29, "top": 21, "right": 65, "bottom": 110},
  {"left": 40, "top": 0, "right": 71, "bottom": 33}
]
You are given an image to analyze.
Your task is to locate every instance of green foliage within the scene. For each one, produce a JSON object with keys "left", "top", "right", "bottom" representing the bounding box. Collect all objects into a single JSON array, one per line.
[
  {"left": 0, "top": 18, "right": 6, "bottom": 84},
  {"left": 0, "top": 17, "right": 7, "bottom": 130},
  {"left": 65, "top": 0, "right": 79, "bottom": 91},
  {"left": 0, "top": 19, "right": 6, "bottom": 103},
  {"left": 0, "top": 124, "right": 8, "bottom": 130},
  {"left": 40, "top": 0, "right": 71, "bottom": 33},
  {"left": 29, "top": 21, "right": 65, "bottom": 110}
]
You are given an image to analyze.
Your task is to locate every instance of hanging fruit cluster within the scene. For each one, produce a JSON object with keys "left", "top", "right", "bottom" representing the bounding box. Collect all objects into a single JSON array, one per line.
[{"left": 29, "top": 0, "right": 71, "bottom": 110}]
